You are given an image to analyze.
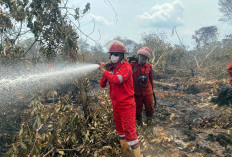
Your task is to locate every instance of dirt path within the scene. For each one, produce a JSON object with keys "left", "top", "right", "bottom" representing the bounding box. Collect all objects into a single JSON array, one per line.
[{"left": 140, "top": 85, "right": 232, "bottom": 157}]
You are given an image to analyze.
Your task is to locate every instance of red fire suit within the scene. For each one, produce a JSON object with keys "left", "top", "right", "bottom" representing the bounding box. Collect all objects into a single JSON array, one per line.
[
  {"left": 130, "top": 62, "right": 155, "bottom": 119},
  {"left": 227, "top": 59, "right": 232, "bottom": 86},
  {"left": 100, "top": 62, "right": 139, "bottom": 147}
]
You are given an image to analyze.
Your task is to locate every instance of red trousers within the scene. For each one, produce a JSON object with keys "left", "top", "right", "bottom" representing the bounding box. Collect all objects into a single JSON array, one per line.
[
  {"left": 135, "top": 94, "right": 155, "bottom": 118},
  {"left": 113, "top": 104, "right": 139, "bottom": 146}
]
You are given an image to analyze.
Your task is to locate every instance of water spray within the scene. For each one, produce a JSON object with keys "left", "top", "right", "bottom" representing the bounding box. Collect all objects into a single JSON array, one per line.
[{"left": 0, "top": 63, "right": 100, "bottom": 102}]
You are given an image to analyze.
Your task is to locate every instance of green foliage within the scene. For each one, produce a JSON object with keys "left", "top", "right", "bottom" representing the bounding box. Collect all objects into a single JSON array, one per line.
[{"left": 0, "top": 0, "right": 92, "bottom": 63}]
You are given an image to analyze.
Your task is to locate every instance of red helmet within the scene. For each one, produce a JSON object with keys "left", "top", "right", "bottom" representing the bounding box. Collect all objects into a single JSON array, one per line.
[
  {"left": 137, "top": 46, "right": 151, "bottom": 58},
  {"left": 108, "top": 40, "right": 127, "bottom": 53}
]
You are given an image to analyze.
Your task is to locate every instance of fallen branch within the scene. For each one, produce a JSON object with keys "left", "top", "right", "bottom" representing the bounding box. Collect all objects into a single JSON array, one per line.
[
  {"left": 43, "top": 148, "right": 54, "bottom": 157},
  {"left": 154, "top": 81, "right": 178, "bottom": 88}
]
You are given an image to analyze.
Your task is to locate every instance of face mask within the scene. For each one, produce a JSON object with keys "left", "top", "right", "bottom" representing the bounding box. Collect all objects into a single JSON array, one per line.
[{"left": 111, "top": 55, "right": 120, "bottom": 63}]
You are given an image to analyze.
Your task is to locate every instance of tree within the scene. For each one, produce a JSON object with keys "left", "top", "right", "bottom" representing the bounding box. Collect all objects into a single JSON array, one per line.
[
  {"left": 191, "top": 26, "right": 220, "bottom": 72},
  {"left": 192, "top": 26, "right": 219, "bottom": 49},
  {"left": 222, "top": 36, "right": 232, "bottom": 49},
  {"left": 0, "top": 0, "right": 91, "bottom": 63},
  {"left": 19, "top": 37, "right": 40, "bottom": 59},
  {"left": 89, "top": 43, "right": 108, "bottom": 63},
  {"left": 78, "top": 38, "right": 91, "bottom": 53},
  {"left": 113, "top": 36, "right": 140, "bottom": 54},
  {"left": 91, "top": 43, "right": 104, "bottom": 54},
  {"left": 219, "top": 0, "right": 232, "bottom": 22},
  {"left": 141, "top": 32, "right": 174, "bottom": 69}
]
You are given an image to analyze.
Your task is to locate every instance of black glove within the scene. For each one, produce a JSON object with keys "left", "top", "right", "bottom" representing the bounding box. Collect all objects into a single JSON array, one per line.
[{"left": 105, "top": 62, "right": 114, "bottom": 71}]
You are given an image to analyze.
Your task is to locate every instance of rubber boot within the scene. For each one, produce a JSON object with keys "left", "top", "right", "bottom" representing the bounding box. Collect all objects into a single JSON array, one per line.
[
  {"left": 136, "top": 116, "right": 143, "bottom": 126},
  {"left": 147, "top": 116, "right": 152, "bottom": 126},
  {"left": 120, "top": 140, "right": 132, "bottom": 157},
  {"left": 132, "top": 145, "right": 143, "bottom": 157}
]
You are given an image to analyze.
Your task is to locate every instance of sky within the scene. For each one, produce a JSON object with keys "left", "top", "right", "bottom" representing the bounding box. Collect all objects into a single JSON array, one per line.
[{"left": 68, "top": 0, "right": 231, "bottom": 50}]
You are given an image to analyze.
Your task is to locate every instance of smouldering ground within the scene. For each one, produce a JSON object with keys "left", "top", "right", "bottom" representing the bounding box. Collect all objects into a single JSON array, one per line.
[
  {"left": 139, "top": 78, "right": 232, "bottom": 157},
  {"left": 1, "top": 77, "right": 232, "bottom": 157}
]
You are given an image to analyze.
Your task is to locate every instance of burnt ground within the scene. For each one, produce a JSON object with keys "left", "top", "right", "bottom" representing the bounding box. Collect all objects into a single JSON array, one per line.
[
  {"left": 0, "top": 102, "right": 31, "bottom": 156},
  {"left": 139, "top": 78, "right": 232, "bottom": 157},
  {"left": 1, "top": 77, "right": 232, "bottom": 157}
]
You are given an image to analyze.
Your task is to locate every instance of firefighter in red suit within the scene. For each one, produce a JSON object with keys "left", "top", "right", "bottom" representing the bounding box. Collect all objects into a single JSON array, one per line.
[
  {"left": 227, "top": 59, "right": 232, "bottom": 86},
  {"left": 129, "top": 47, "right": 155, "bottom": 126},
  {"left": 99, "top": 40, "right": 142, "bottom": 157}
]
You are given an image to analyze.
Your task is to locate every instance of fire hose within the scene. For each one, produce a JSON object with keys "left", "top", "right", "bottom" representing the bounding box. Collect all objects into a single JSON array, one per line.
[{"left": 153, "top": 91, "right": 157, "bottom": 108}]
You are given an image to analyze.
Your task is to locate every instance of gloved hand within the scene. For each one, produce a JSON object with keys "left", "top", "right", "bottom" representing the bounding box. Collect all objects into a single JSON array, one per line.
[
  {"left": 98, "top": 62, "right": 106, "bottom": 72},
  {"left": 105, "top": 60, "right": 114, "bottom": 71}
]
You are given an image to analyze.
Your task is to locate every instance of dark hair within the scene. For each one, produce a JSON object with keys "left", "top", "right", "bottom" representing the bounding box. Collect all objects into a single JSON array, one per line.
[{"left": 110, "top": 52, "right": 124, "bottom": 58}]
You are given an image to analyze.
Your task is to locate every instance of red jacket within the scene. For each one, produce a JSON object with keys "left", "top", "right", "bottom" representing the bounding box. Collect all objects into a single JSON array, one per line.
[
  {"left": 100, "top": 62, "right": 135, "bottom": 107},
  {"left": 227, "top": 59, "right": 232, "bottom": 86},
  {"left": 130, "top": 62, "right": 153, "bottom": 96}
]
